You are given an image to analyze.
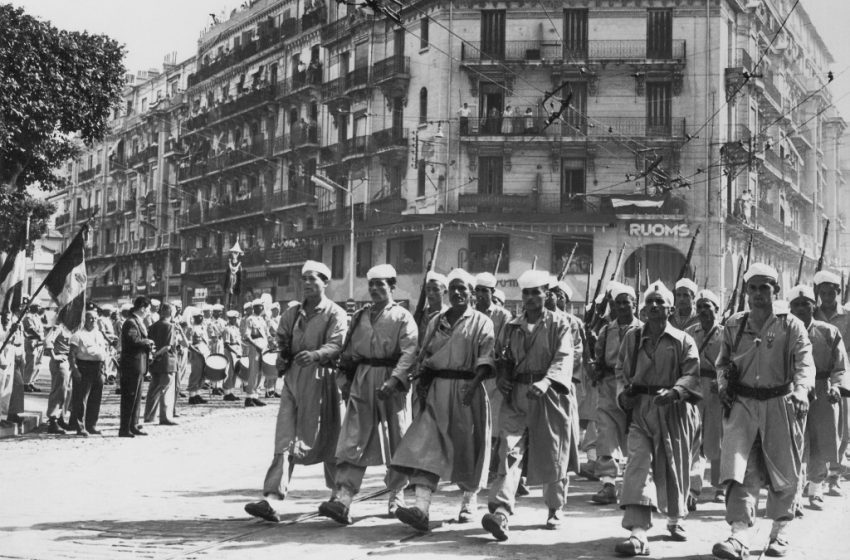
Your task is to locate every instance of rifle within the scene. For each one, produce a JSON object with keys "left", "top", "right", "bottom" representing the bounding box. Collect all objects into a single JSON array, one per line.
[
  {"left": 816, "top": 219, "right": 830, "bottom": 273},
  {"left": 795, "top": 250, "right": 805, "bottom": 285},
  {"left": 844, "top": 271, "right": 849, "bottom": 306},
  {"left": 736, "top": 234, "right": 753, "bottom": 313},
  {"left": 583, "top": 249, "right": 612, "bottom": 327},
  {"left": 723, "top": 255, "right": 744, "bottom": 322},
  {"left": 584, "top": 262, "right": 592, "bottom": 305},
  {"left": 635, "top": 258, "right": 641, "bottom": 293},
  {"left": 557, "top": 242, "right": 579, "bottom": 281},
  {"left": 592, "top": 243, "right": 626, "bottom": 330},
  {"left": 677, "top": 225, "right": 701, "bottom": 280},
  {"left": 493, "top": 243, "right": 504, "bottom": 275},
  {"left": 531, "top": 255, "right": 538, "bottom": 270},
  {"left": 412, "top": 224, "right": 443, "bottom": 326}
]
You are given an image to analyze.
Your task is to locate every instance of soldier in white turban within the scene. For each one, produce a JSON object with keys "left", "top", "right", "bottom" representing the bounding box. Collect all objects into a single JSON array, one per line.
[{"left": 671, "top": 278, "right": 699, "bottom": 331}]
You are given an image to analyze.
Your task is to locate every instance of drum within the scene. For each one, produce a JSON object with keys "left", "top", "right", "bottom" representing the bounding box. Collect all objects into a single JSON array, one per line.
[
  {"left": 262, "top": 351, "right": 278, "bottom": 380},
  {"left": 236, "top": 356, "right": 250, "bottom": 381},
  {"left": 203, "top": 353, "right": 229, "bottom": 382}
]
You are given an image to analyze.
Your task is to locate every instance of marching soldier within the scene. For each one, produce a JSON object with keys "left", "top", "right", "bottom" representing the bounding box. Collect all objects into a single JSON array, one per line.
[
  {"left": 390, "top": 268, "right": 495, "bottom": 531},
  {"left": 242, "top": 299, "right": 269, "bottom": 407},
  {"left": 812, "top": 270, "right": 850, "bottom": 494},
  {"left": 480, "top": 269, "right": 578, "bottom": 540},
  {"left": 670, "top": 278, "right": 700, "bottom": 331},
  {"left": 318, "top": 264, "right": 418, "bottom": 524},
  {"left": 244, "top": 261, "right": 347, "bottom": 523},
  {"left": 221, "top": 310, "right": 242, "bottom": 402},
  {"left": 685, "top": 290, "right": 725, "bottom": 507},
  {"left": 613, "top": 281, "right": 701, "bottom": 556},
  {"left": 264, "top": 301, "right": 281, "bottom": 398},
  {"left": 590, "top": 283, "right": 641, "bottom": 505},
  {"left": 22, "top": 301, "right": 45, "bottom": 392},
  {"left": 419, "top": 271, "right": 448, "bottom": 338},
  {"left": 787, "top": 284, "right": 847, "bottom": 510},
  {"left": 712, "top": 264, "right": 814, "bottom": 559}
]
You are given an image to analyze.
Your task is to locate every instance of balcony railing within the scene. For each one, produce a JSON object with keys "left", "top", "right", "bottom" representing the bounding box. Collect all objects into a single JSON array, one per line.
[
  {"left": 341, "top": 135, "right": 372, "bottom": 158},
  {"left": 126, "top": 145, "right": 157, "bottom": 167},
  {"left": 321, "top": 12, "right": 374, "bottom": 45},
  {"left": 372, "top": 55, "right": 410, "bottom": 83},
  {"left": 461, "top": 39, "right": 686, "bottom": 63},
  {"left": 78, "top": 165, "right": 101, "bottom": 182},
  {"left": 288, "top": 125, "right": 320, "bottom": 149},
  {"left": 55, "top": 213, "right": 70, "bottom": 227},
  {"left": 345, "top": 67, "right": 370, "bottom": 92},
  {"left": 178, "top": 136, "right": 270, "bottom": 180},
  {"left": 186, "top": 256, "right": 225, "bottom": 273},
  {"left": 106, "top": 200, "right": 118, "bottom": 214},
  {"left": 460, "top": 116, "right": 687, "bottom": 139},
  {"left": 373, "top": 127, "right": 408, "bottom": 150},
  {"left": 76, "top": 207, "right": 95, "bottom": 222},
  {"left": 280, "top": 70, "right": 323, "bottom": 98},
  {"left": 123, "top": 197, "right": 136, "bottom": 214},
  {"left": 458, "top": 191, "right": 688, "bottom": 216},
  {"left": 268, "top": 189, "right": 315, "bottom": 208}
]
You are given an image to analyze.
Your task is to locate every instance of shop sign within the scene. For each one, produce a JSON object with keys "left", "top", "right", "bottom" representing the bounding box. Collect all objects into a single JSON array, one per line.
[{"left": 628, "top": 222, "right": 691, "bottom": 238}]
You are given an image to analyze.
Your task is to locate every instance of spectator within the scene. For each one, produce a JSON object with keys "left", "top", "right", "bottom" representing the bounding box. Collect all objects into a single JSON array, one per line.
[
  {"left": 69, "top": 310, "right": 111, "bottom": 436},
  {"left": 458, "top": 102, "right": 471, "bottom": 135},
  {"left": 44, "top": 323, "right": 73, "bottom": 434},
  {"left": 144, "top": 303, "right": 178, "bottom": 426}
]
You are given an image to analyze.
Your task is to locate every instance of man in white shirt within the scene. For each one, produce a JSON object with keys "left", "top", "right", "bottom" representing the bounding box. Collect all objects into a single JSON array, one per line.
[{"left": 69, "top": 310, "right": 112, "bottom": 436}]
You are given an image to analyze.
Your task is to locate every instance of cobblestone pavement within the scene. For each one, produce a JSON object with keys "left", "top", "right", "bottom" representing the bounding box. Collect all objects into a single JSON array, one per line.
[{"left": 2, "top": 368, "right": 848, "bottom": 559}]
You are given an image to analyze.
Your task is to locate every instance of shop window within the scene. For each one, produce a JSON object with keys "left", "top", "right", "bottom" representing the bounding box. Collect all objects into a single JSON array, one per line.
[
  {"left": 551, "top": 235, "right": 593, "bottom": 276},
  {"left": 331, "top": 245, "right": 345, "bottom": 278},
  {"left": 387, "top": 236, "right": 423, "bottom": 274},
  {"left": 468, "top": 234, "right": 508, "bottom": 273}
]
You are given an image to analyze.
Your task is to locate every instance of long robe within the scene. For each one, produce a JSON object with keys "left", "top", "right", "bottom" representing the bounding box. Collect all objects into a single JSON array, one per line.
[
  {"left": 616, "top": 322, "right": 701, "bottom": 518},
  {"left": 335, "top": 302, "right": 418, "bottom": 471},
  {"left": 814, "top": 306, "right": 850, "bottom": 454},
  {"left": 595, "top": 316, "right": 641, "bottom": 460},
  {"left": 686, "top": 321, "right": 724, "bottom": 462},
  {"left": 805, "top": 320, "right": 847, "bottom": 468},
  {"left": 716, "top": 312, "right": 815, "bottom": 492},
  {"left": 391, "top": 306, "right": 495, "bottom": 490},
  {"left": 481, "top": 304, "right": 513, "bottom": 431}
]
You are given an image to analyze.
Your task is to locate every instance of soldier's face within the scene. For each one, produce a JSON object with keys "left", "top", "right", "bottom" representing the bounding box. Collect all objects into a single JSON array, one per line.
[
  {"left": 474, "top": 286, "right": 492, "bottom": 309},
  {"left": 368, "top": 278, "right": 391, "bottom": 304},
  {"left": 614, "top": 294, "right": 635, "bottom": 320},
  {"left": 544, "top": 290, "right": 557, "bottom": 311},
  {"left": 213, "top": 311, "right": 222, "bottom": 318},
  {"left": 644, "top": 294, "right": 670, "bottom": 321},
  {"left": 746, "top": 277, "right": 776, "bottom": 310},
  {"left": 790, "top": 298, "right": 815, "bottom": 324},
  {"left": 425, "top": 282, "right": 445, "bottom": 307},
  {"left": 448, "top": 280, "right": 471, "bottom": 308},
  {"left": 521, "top": 286, "right": 545, "bottom": 312},
  {"left": 817, "top": 284, "right": 839, "bottom": 306},
  {"left": 302, "top": 272, "right": 326, "bottom": 298},
  {"left": 84, "top": 313, "right": 97, "bottom": 329},
  {"left": 696, "top": 300, "right": 717, "bottom": 323},
  {"left": 674, "top": 288, "right": 694, "bottom": 312}
]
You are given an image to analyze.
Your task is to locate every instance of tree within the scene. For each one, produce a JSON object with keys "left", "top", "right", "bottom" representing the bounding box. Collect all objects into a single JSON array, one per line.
[
  {"left": 0, "top": 4, "right": 126, "bottom": 192},
  {"left": 0, "top": 190, "right": 55, "bottom": 254}
]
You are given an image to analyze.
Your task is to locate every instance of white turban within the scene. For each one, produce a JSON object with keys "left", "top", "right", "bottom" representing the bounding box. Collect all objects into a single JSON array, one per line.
[
  {"left": 814, "top": 270, "right": 841, "bottom": 287},
  {"left": 696, "top": 289, "right": 721, "bottom": 309},
  {"left": 169, "top": 300, "right": 182, "bottom": 308},
  {"left": 151, "top": 298, "right": 161, "bottom": 307},
  {"left": 367, "top": 264, "right": 397, "bottom": 280},
  {"left": 493, "top": 289, "right": 506, "bottom": 303},
  {"left": 426, "top": 271, "right": 448, "bottom": 286},
  {"left": 610, "top": 284, "right": 636, "bottom": 301},
  {"left": 225, "top": 310, "right": 239, "bottom": 318},
  {"left": 447, "top": 268, "right": 476, "bottom": 287},
  {"left": 475, "top": 272, "right": 497, "bottom": 289},
  {"left": 643, "top": 280, "right": 674, "bottom": 307},
  {"left": 271, "top": 302, "right": 281, "bottom": 310},
  {"left": 743, "top": 263, "right": 779, "bottom": 283},
  {"left": 556, "top": 280, "right": 573, "bottom": 301},
  {"left": 302, "top": 259, "right": 332, "bottom": 280},
  {"left": 674, "top": 278, "right": 699, "bottom": 295},
  {"left": 120, "top": 303, "right": 132, "bottom": 312},
  {"left": 212, "top": 303, "right": 224, "bottom": 311},
  {"left": 787, "top": 284, "right": 816, "bottom": 303},
  {"left": 243, "top": 302, "right": 252, "bottom": 310},
  {"left": 251, "top": 299, "right": 263, "bottom": 307},
  {"left": 518, "top": 270, "right": 551, "bottom": 290}
]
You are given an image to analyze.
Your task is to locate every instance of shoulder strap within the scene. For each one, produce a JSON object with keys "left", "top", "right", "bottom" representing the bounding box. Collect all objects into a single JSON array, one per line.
[
  {"left": 732, "top": 313, "right": 749, "bottom": 354},
  {"left": 628, "top": 325, "right": 643, "bottom": 381},
  {"left": 340, "top": 306, "right": 369, "bottom": 354},
  {"left": 697, "top": 324, "right": 719, "bottom": 356}
]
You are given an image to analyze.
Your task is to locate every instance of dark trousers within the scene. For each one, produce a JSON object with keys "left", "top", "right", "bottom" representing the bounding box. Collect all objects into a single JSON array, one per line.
[
  {"left": 7, "top": 354, "right": 25, "bottom": 419},
  {"left": 119, "top": 367, "right": 144, "bottom": 433},
  {"left": 71, "top": 360, "right": 104, "bottom": 430}
]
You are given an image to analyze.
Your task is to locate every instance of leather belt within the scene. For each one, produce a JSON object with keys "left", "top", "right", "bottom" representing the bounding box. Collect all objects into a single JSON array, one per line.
[
  {"left": 731, "top": 382, "right": 792, "bottom": 400},
  {"left": 431, "top": 369, "right": 475, "bottom": 380},
  {"left": 627, "top": 384, "right": 670, "bottom": 396},
  {"left": 513, "top": 372, "right": 546, "bottom": 384},
  {"left": 815, "top": 371, "right": 832, "bottom": 380},
  {"left": 359, "top": 357, "right": 398, "bottom": 368},
  {"left": 700, "top": 369, "right": 717, "bottom": 379}
]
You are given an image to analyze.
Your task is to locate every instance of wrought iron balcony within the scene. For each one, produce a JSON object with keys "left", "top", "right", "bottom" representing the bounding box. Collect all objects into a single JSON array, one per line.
[
  {"left": 460, "top": 116, "right": 687, "bottom": 140},
  {"left": 373, "top": 127, "right": 408, "bottom": 151},
  {"left": 372, "top": 55, "right": 410, "bottom": 84},
  {"left": 78, "top": 165, "right": 101, "bottom": 183},
  {"left": 458, "top": 191, "right": 688, "bottom": 217},
  {"left": 55, "top": 213, "right": 71, "bottom": 227}
]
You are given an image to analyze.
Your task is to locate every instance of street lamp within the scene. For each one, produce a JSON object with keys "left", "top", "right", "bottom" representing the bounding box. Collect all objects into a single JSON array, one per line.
[{"left": 311, "top": 174, "right": 355, "bottom": 299}]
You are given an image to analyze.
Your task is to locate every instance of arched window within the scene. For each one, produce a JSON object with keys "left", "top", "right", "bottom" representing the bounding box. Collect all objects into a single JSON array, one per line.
[{"left": 419, "top": 87, "right": 428, "bottom": 123}]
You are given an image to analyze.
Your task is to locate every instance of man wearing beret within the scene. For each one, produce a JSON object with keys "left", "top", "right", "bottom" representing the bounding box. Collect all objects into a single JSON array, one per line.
[
  {"left": 480, "top": 269, "right": 578, "bottom": 540},
  {"left": 788, "top": 284, "right": 848, "bottom": 511},
  {"left": 813, "top": 270, "right": 850, "bottom": 494},
  {"left": 670, "top": 278, "right": 700, "bottom": 331},
  {"left": 712, "top": 264, "right": 815, "bottom": 559},
  {"left": 590, "top": 283, "right": 641, "bottom": 505},
  {"left": 318, "top": 264, "right": 418, "bottom": 524},
  {"left": 390, "top": 268, "right": 495, "bottom": 531},
  {"left": 613, "top": 281, "right": 701, "bottom": 556},
  {"left": 245, "top": 260, "right": 348, "bottom": 523},
  {"left": 685, "top": 289, "right": 725, "bottom": 507}
]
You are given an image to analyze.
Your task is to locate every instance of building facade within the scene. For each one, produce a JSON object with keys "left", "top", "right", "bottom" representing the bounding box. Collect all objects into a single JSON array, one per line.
[{"left": 50, "top": 0, "right": 846, "bottom": 308}]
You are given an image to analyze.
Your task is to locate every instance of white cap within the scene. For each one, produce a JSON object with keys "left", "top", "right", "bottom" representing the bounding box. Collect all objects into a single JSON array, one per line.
[
  {"left": 518, "top": 270, "right": 551, "bottom": 290},
  {"left": 610, "top": 284, "right": 636, "bottom": 301},
  {"left": 212, "top": 303, "right": 224, "bottom": 311},
  {"left": 367, "top": 264, "right": 397, "bottom": 280},
  {"left": 814, "top": 270, "right": 841, "bottom": 286},
  {"left": 251, "top": 298, "right": 263, "bottom": 307},
  {"left": 426, "top": 271, "right": 448, "bottom": 286},
  {"left": 225, "top": 310, "right": 239, "bottom": 318},
  {"left": 302, "top": 259, "right": 332, "bottom": 280},
  {"left": 696, "top": 289, "right": 721, "bottom": 309},
  {"left": 556, "top": 281, "right": 573, "bottom": 301},
  {"left": 474, "top": 272, "right": 497, "bottom": 289},
  {"left": 100, "top": 304, "right": 115, "bottom": 312},
  {"left": 243, "top": 301, "right": 252, "bottom": 310},
  {"left": 493, "top": 289, "right": 506, "bottom": 302},
  {"left": 547, "top": 275, "right": 559, "bottom": 289},
  {"left": 643, "top": 280, "right": 674, "bottom": 307},
  {"left": 198, "top": 302, "right": 209, "bottom": 312},
  {"left": 271, "top": 302, "right": 280, "bottom": 310},
  {"left": 184, "top": 306, "right": 202, "bottom": 318},
  {"left": 287, "top": 300, "right": 299, "bottom": 308},
  {"left": 674, "top": 278, "right": 699, "bottom": 295},
  {"left": 260, "top": 293, "right": 273, "bottom": 307},
  {"left": 151, "top": 298, "right": 161, "bottom": 307},
  {"left": 120, "top": 303, "right": 132, "bottom": 312},
  {"left": 447, "top": 268, "right": 475, "bottom": 287},
  {"left": 743, "top": 263, "right": 779, "bottom": 283},
  {"left": 787, "top": 284, "right": 816, "bottom": 303},
  {"left": 774, "top": 299, "right": 790, "bottom": 315},
  {"left": 169, "top": 300, "right": 182, "bottom": 308}
]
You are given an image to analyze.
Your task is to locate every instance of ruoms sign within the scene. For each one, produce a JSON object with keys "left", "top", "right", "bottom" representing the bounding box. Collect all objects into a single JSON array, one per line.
[{"left": 628, "top": 222, "right": 692, "bottom": 237}]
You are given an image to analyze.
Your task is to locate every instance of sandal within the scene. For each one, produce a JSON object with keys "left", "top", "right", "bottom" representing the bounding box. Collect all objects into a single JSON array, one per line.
[{"left": 614, "top": 535, "right": 650, "bottom": 557}]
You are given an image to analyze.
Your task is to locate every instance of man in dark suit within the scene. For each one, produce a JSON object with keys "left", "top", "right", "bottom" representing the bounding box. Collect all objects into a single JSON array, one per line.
[
  {"left": 119, "top": 296, "right": 155, "bottom": 438},
  {"left": 144, "top": 303, "right": 178, "bottom": 426}
]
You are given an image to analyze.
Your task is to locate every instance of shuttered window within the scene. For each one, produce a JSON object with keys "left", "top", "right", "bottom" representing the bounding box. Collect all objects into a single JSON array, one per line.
[
  {"left": 646, "top": 9, "right": 673, "bottom": 59},
  {"left": 478, "top": 156, "right": 503, "bottom": 195},
  {"left": 563, "top": 9, "right": 588, "bottom": 59},
  {"left": 480, "top": 10, "right": 505, "bottom": 59}
]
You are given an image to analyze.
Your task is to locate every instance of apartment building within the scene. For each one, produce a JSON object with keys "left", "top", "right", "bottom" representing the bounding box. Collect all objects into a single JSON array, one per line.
[{"left": 50, "top": 0, "right": 845, "bottom": 307}]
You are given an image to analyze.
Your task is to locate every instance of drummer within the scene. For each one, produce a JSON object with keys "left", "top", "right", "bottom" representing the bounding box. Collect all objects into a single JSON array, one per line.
[
  {"left": 264, "top": 302, "right": 282, "bottom": 398},
  {"left": 187, "top": 308, "right": 210, "bottom": 405},
  {"left": 243, "top": 299, "right": 270, "bottom": 407},
  {"left": 222, "top": 310, "right": 242, "bottom": 402},
  {"left": 208, "top": 304, "right": 226, "bottom": 396}
]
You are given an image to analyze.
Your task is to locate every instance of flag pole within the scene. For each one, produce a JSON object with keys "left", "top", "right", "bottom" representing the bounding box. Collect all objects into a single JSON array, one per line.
[{"left": 0, "top": 219, "right": 91, "bottom": 356}]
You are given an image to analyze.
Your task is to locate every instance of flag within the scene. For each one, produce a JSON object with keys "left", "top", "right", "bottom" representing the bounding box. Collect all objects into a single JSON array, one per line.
[
  {"left": 310, "top": 174, "right": 343, "bottom": 192},
  {"left": 45, "top": 226, "right": 88, "bottom": 331},
  {"left": 0, "top": 224, "right": 27, "bottom": 310},
  {"left": 610, "top": 196, "right": 666, "bottom": 209}
]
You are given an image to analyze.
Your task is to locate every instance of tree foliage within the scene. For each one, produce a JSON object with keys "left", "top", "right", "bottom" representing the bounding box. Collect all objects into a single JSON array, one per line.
[
  {"left": 0, "top": 190, "right": 56, "bottom": 254},
  {"left": 0, "top": 4, "right": 126, "bottom": 192}
]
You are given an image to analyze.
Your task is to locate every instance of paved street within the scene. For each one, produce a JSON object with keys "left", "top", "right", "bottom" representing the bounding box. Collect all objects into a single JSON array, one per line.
[{"left": 1, "top": 371, "right": 848, "bottom": 560}]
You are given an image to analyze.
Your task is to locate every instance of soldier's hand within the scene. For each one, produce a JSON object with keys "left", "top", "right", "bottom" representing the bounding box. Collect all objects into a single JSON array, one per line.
[
  {"left": 461, "top": 381, "right": 480, "bottom": 406},
  {"left": 790, "top": 387, "right": 809, "bottom": 420},
  {"left": 527, "top": 379, "right": 550, "bottom": 400},
  {"left": 415, "top": 380, "right": 431, "bottom": 401},
  {"left": 338, "top": 378, "right": 351, "bottom": 401},
  {"left": 497, "top": 376, "right": 513, "bottom": 397},
  {"left": 718, "top": 387, "right": 735, "bottom": 410},
  {"left": 294, "top": 351, "right": 318, "bottom": 366},
  {"left": 377, "top": 377, "right": 400, "bottom": 400},
  {"left": 617, "top": 391, "right": 635, "bottom": 411},
  {"left": 828, "top": 385, "right": 843, "bottom": 404},
  {"left": 653, "top": 388, "right": 679, "bottom": 406}
]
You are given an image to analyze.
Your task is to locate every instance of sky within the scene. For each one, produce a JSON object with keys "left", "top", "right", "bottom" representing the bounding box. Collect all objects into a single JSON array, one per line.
[{"left": 9, "top": 0, "right": 850, "bottom": 119}]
